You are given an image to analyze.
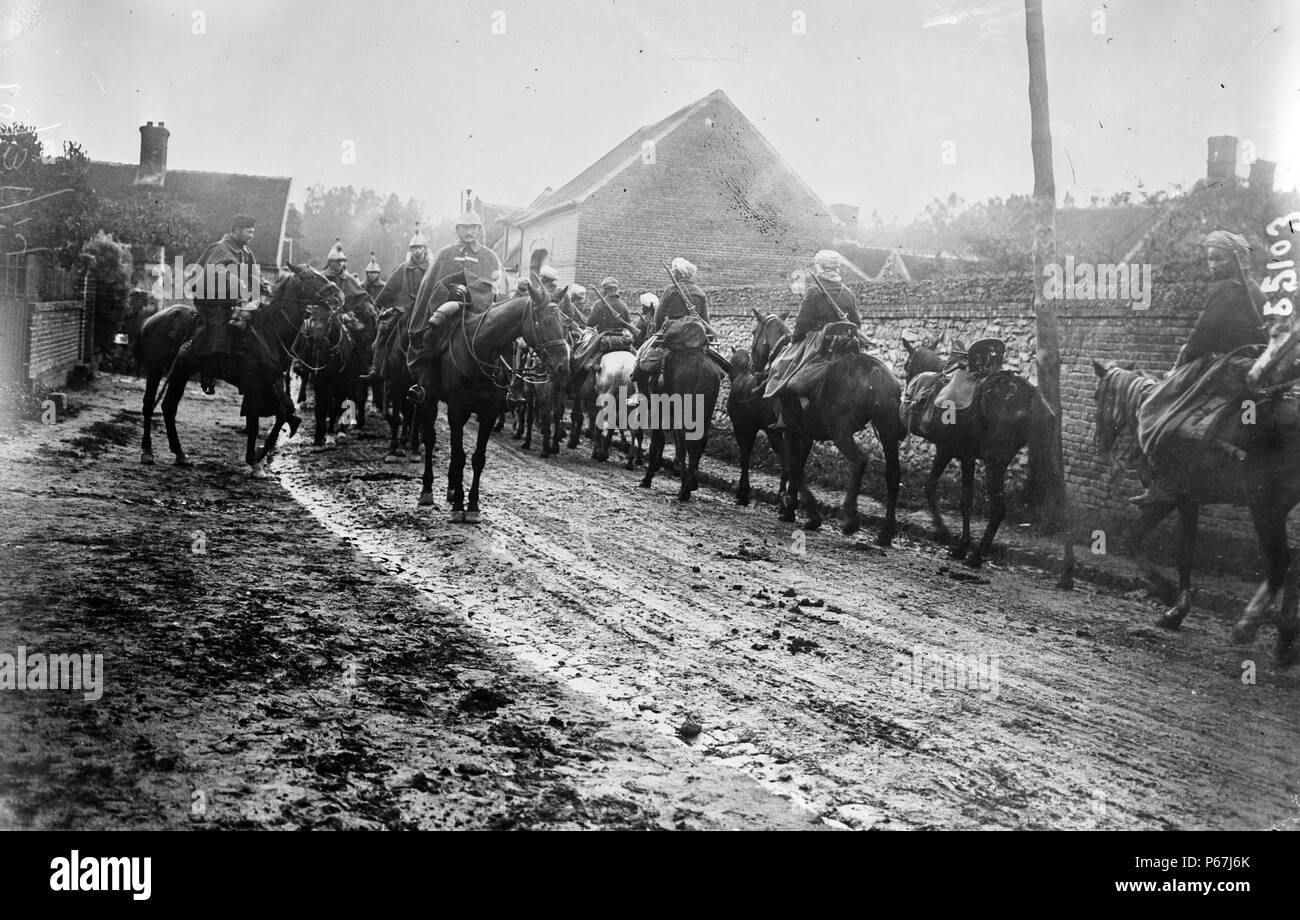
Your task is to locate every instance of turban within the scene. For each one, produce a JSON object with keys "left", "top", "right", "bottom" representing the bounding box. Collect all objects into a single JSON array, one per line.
[
  {"left": 814, "top": 249, "right": 842, "bottom": 270},
  {"left": 639, "top": 292, "right": 660, "bottom": 309},
  {"left": 1203, "top": 230, "right": 1251, "bottom": 262},
  {"left": 539, "top": 265, "right": 559, "bottom": 283},
  {"left": 670, "top": 257, "right": 697, "bottom": 280},
  {"left": 570, "top": 284, "right": 586, "bottom": 296}
]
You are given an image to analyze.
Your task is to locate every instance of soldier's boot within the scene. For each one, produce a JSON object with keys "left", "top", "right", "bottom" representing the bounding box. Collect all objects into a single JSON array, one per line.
[
  {"left": 1129, "top": 483, "right": 1172, "bottom": 507},
  {"left": 360, "top": 314, "right": 397, "bottom": 381}
]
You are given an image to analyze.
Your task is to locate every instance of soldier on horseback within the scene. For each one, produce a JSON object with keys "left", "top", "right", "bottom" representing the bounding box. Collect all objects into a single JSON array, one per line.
[
  {"left": 190, "top": 215, "right": 261, "bottom": 395},
  {"left": 360, "top": 224, "right": 431, "bottom": 382},
  {"left": 638, "top": 257, "right": 710, "bottom": 390},
  {"left": 407, "top": 210, "right": 503, "bottom": 395},
  {"left": 362, "top": 252, "right": 384, "bottom": 302},
  {"left": 764, "top": 250, "right": 860, "bottom": 422},
  {"left": 573, "top": 277, "right": 638, "bottom": 373},
  {"left": 1129, "top": 230, "right": 1267, "bottom": 506},
  {"left": 321, "top": 239, "right": 379, "bottom": 354}
]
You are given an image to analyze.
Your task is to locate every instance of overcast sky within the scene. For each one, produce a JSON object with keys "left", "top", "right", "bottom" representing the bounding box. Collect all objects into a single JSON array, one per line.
[{"left": 5, "top": 0, "right": 1297, "bottom": 223}]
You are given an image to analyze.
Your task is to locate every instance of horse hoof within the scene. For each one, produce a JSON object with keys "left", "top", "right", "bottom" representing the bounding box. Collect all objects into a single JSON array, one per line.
[
  {"left": 777, "top": 509, "right": 796, "bottom": 523},
  {"left": 963, "top": 551, "right": 985, "bottom": 569},
  {"left": 676, "top": 491, "right": 691, "bottom": 502},
  {"left": 1230, "top": 620, "right": 1259, "bottom": 645},
  {"left": 140, "top": 452, "right": 154, "bottom": 465},
  {"left": 418, "top": 492, "right": 434, "bottom": 507},
  {"left": 464, "top": 510, "right": 482, "bottom": 524},
  {"left": 638, "top": 477, "right": 652, "bottom": 489},
  {"left": 249, "top": 463, "right": 269, "bottom": 479},
  {"left": 336, "top": 432, "right": 348, "bottom": 445},
  {"left": 803, "top": 518, "right": 822, "bottom": 532},
  {"left": 448, "top": 509, "right": 466, "bottom": 523},
  {"left": 1155, "top": 608, "right": 1186, "bottom": 629},
  {"left": 174, "top": 455, "right": 192, "bottom": 468},
  {"left": 841, "top": 518, "right": 861, "bottom": 537},
  {"left": 876, "top": 531, "right": 894, "bottom": 548},
  {"left": 288, "top": 416, "right": 302, "bottom": 439},
  {"left": 737, "top": 495, "right": 750, "bottom": 507}
]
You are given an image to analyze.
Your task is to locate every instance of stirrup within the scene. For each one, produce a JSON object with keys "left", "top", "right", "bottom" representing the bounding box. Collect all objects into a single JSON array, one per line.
[{"left": 1128, "top": 485, "right": 1171, "bottom": 507}]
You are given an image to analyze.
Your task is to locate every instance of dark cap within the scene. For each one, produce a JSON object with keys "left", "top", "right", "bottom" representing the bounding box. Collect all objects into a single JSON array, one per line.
[{"left": 232, "top": 215, "right": 256, "bottom": 231}]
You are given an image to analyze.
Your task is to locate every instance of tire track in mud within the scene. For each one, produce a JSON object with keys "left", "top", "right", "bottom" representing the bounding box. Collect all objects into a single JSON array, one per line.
[{"left": 275, "top": 417, "right": 1300, "bottom": 830}]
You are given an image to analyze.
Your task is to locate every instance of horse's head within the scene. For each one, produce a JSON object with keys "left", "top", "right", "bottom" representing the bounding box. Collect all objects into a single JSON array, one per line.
[
  {"left": 521, "top": 279, "right": 571, "bottom": 385},
  {"left": 276, "top": 263, "right": 344, "bottom": 321},
  {"left": 1247, "top": 312, "right": 1300, "bottom": 388},
  {"left": 749, "top": 308, "right": 790, "bottom": 373},
  {"left": 902, "top": 339, "right": 944, "bottom": 381},
  {"left": 728, "top": 346, "right": 752, "bottom": 381},
  {"left": 1091, "top": 358, "right": 1150, "bottom": 460}
]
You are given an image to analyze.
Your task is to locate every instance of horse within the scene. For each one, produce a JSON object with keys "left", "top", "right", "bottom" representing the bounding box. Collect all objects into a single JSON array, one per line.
[
  {"left": 377, "top": 303, "right": 434, "bottom": 464},
  {"left": 586, "top": 350, "right": 641, "bottom": 469},
  {"left": 137, "top": 264, "right": 342, "bottom": 477},
  {"left": 417, "top": 282, "right": 570, "bottom": 521},
  {"left": 727, "top": 310, "right": 795, "bottom": 506},
  {"left": 901, "top": 341, "right": 1056, "bottom": 566},
  {"left": 637, "top": 329, "right": 722, "bottom": 501},
  {"left": 1093, "top": 359, "right": 1300, "bottom": 665},
  {"left": 299, "top": 304, "right": 373, "bottom": 449}
]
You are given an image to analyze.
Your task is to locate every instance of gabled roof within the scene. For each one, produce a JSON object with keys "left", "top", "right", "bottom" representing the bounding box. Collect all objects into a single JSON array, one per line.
[
  {"left": 512, "top": 89, "right": 833, "bottom": 226},
  {"left": 86, "top": 161, "right": 292, "bottom": 265}
]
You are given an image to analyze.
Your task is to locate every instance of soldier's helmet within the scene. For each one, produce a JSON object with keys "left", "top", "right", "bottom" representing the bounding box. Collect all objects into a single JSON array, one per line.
[
  {"left": 455, "top": 211, "right": 484, "bottom": 228},
  {"left": 327, "top": 239, "right": 347, "bottom": 263},
  {"left": 409, "top": 224, "right": 428, "bottom": 248},
  {"left": 365, "top": 252, "right": 381, "bottom": 274}
]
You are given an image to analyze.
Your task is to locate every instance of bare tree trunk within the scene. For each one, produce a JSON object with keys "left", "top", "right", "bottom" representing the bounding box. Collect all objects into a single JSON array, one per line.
[{"left": 1025, "top": 0, "right": 1066, "bottom": 531}]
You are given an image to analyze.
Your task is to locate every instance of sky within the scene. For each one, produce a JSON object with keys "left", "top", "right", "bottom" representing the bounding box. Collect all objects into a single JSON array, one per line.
[{"left": 4, "top": 0, "right": 1298, "bottom": 224}]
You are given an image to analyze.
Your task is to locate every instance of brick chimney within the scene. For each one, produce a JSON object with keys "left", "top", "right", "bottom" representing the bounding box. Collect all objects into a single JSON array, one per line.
[
  {"left": 1206, "top": 135, "right": 1238, "bottom": 184},
  {"left": 135, "top": 121, "right": 170, "bottom": 186},
  {"left": 1249, "top": 158, "right": 1277, "bottom": 191}
]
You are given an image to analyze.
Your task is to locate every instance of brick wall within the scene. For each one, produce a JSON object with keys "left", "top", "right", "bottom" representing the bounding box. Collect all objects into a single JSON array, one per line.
[
  {"left": 28, "top": 301, "right": 85, "bottom": 389},
  {"left": 695, "top": 279, "right": 1286, "bottom": 567},
  {"left": 574, "top": 98, "right": 835, "bottom": 294}
]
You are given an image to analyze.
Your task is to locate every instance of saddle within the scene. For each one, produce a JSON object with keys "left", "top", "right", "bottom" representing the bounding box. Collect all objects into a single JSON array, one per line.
[
  {"left": 900, "top": 337, "right": 1006, "bottom": 437},
  {"left": 1137, "top": 350, "right": 1262, "bottom": 466},
  {"left": 574, "top": 329, "right": 634, "bottom": 371}
]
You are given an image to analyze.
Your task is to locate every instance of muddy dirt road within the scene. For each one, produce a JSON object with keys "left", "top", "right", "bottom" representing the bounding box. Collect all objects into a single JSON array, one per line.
[{"left": 2, "top": 374, "right": 1298, "bottom": 829}]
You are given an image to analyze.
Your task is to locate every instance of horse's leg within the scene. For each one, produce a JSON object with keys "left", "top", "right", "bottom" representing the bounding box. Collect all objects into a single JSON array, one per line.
[
  {"left": 777, "top": 428, "right": 800, "bottom": 523},
  {"left": 383, "top": 379, "right": 402, "bottom": 463},
  {"left": 1233, "top": 502, "right": 1290, "bottom": 647},
  {"left": 1152, "top": 498, "right": 1199, "bottom": 629},
  {"left": 565, "top": 389, "right": 582, "bottom": 449},
  {"left": 161, "top": 368, "right": 192, "bottom": 467},
  {"left": 926, "top": 449, "right": 953, "bottom": 544},
  {"left": 675, "top": 427, "right": 692, "bottom": 502},
  {"left": 764, "top": 428, "right": 788, "bottom": 504},
  {"left": 951, "top": 457, "right": 976, "bottom": 560},
  {"left": 874, "top": 421, "right": 902, "bottom": 547},
  {"left": 465, "top": 408, "right": 495, "bottom": 523},
  {"left": 640, "top": 428, "right": 665, "bottom": 489},
  {"left": 736, "top": 422, "right": 758, "bottom": 505},
  {"left": 141, "top": 368, "right": 161, "bottom": 464},
  {"left": 797, "top": 436, "right": 821, "bottom": 530},
  {"left": 245, "top": 413, "right": 268, "bottom": 478},
  {"left": 419, "top": 400, "right": 437, "bottom": 507},
  {"left": 313, "top": 375, "right": 327, "bottom": 448},
  {"left": 446, "top": 407, "right": 467, "bottom": 521},
  {"left": 589, "top": 397, "right": 604, "bottom": 461},
  {"left": 831, "top": 427, "right": 867, "bottom": 537},
  {"left": 1122, "top": 499, "right": 1178, "bottom": 604},
  {"left": 521, "top": 391, "right": 534, "bottom": 451},
  {"left": 966, "top": 460, "right": 1008, "bottom": 569}
]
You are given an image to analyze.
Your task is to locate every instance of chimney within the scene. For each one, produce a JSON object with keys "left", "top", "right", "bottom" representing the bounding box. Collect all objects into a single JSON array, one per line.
[
  {"left": 136, "top": 121, "right": 170, "bottom": 186},
  {"left": 1249, "top": 158, "right": 1277, "bottom": 191},
  {"left": 1206, "top": 135, "right": 1238, "bottom": 184}
]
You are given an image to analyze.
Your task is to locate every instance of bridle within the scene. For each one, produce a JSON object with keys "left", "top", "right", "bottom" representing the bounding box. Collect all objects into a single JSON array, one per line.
[
  {"left": 451, "top": 291, "right": 568, "bottom": 391},
  {"left": 263, "top": 271, "right": 345, "bottom": 368}
]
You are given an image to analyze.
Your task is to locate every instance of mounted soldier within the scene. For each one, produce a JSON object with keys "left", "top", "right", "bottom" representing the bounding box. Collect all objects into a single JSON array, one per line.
[
  {"left": 362, "top": 252, "right": 385, "bottom": 302},
  {"left": 407, "top": 210, "right": 504, "bottom": 389},
  {"left": 764, "top": 250, "right": 861, "bottom": 417},
  {"left": 360, "top": 224, "right": 431, "bottom": 382},
  {"left": 573, "top": 276, "right": 637, "bottom": 372},
  {"left": 1130, "top": 229, "right": 1268, "bottom": 506},
  {"left": 321, "top": 238, "right": 378, "bottom": 351},
  {"left": 633, "top": 292, "right": 659, "bottom": 346},
  {"left": 637, "top": 257, "right": 710, "bottom": 390},
  {"left": 190, "top": 215, "right": 262, "bottom": 395}
]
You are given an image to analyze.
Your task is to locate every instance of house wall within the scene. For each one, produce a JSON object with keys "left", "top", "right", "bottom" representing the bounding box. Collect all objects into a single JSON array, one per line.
[
  {"left": 518, "top": 210, "right": 581, "bottom": 284},
  {"left": 573, "top": 98, "right": 836, "bottom": 294}
]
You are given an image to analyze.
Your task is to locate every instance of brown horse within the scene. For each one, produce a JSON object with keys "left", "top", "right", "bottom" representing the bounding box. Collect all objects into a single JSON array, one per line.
[
  {"left": 727, "top": 310, "right": 793, "bottom": 506},
  {"left": 636, "top": 337, "right": 722, "bottom": 502},
  {"left": 1093, "top": 355, "right": 1300, "bottom": 666},
  {"left": 417, "top": 282, "right": 570, "bottom": 521},
  {"left": 778, "top": 334, "right": 906, "bottom": 544},
  {"left": 901, "top": 342, "right": 1056, "bottom": 566},
  {"left": 137, "top": 264, "right": 342, "bottom": 477}
]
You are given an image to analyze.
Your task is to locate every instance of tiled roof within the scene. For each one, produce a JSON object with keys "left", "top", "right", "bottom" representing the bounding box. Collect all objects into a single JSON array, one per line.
[{"left": 86, "top": 162, "right": 291, "bottom": 265}]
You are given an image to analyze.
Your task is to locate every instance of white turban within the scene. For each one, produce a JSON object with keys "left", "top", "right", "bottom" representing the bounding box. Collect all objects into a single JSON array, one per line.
[
  {"left": 539, "top": 265, "right": 559, "bottom": 283},
  {"left": 670, "top": 257, "right": 697, "bottom": 281},
  {"left": 640, "top": 292, "right": 660, "bottom": 309},
  {"left": 570, "top": 284, "right": 586, "bottom": 296},
  {"left": 814, "top": 249, "right": 842, "bottom": 270}
]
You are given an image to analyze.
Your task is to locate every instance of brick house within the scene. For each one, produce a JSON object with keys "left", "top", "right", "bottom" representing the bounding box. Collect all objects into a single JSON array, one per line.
[{"left": 495, "top": 89, "right": 838, "bottom": 297}]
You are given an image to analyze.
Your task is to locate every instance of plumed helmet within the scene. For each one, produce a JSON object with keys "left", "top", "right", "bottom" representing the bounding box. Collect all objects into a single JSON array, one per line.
[
  {"left": 409, "top": 224, "right": 428, "bottom": 248},
  {"left": 456, "top": 210, "right": 484, "bottom": 228},
  {"left": 365, "top": 252, "right": 381, "bottom": 273},
  {"left": 326, "top": 239, "right": 347, "bottom": 263},
  {"left": 670, "top": 257, "right": 697, "bottom": 280}
]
